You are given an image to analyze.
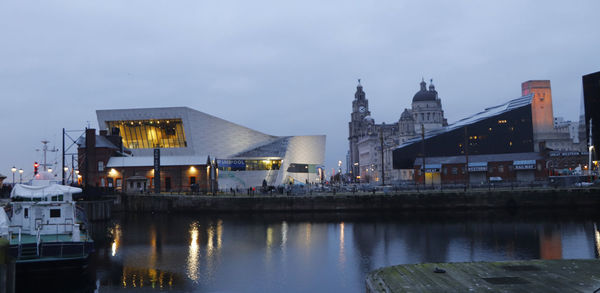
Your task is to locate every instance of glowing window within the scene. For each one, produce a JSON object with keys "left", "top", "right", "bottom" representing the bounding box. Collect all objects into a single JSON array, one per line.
[{"left": 106, "top": 119, "right": 187, "bottom": 149}]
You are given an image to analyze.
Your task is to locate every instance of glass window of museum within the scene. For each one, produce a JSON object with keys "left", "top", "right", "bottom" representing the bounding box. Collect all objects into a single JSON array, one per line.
[{"left": 106, "top": 119, "right": 187, "bottom": 149}]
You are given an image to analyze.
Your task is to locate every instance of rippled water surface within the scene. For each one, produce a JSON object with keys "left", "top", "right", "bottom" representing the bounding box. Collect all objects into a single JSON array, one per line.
[{"left": 60, "top": 211, "right": 600, "bottom": 292}]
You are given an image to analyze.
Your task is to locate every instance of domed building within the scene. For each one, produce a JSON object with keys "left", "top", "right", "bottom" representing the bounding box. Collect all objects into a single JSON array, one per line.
[
  {"left": 348, "top": 78, "right": 447, "bottom": 183},
  {"left": 410, "top": 79, "right": 447, "bottom": 133}
]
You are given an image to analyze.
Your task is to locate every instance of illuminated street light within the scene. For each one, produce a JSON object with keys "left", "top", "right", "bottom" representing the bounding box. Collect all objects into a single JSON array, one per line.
[
  {"left": 19, "top": 168, "right": 23, "bottom": 184},
  {"left": 11, "top": 166, "right": 16, "bottom": 186}
]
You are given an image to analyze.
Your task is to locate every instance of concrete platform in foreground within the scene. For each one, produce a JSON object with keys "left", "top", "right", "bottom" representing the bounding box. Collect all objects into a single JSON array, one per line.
[{"left": 366, "top": 259, "right": 600, "bottom": 293}]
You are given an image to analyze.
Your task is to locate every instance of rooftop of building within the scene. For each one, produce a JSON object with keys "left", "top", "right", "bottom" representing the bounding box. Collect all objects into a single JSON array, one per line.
[
  {"left": 396, "top": 94, "right": 534, "bottom": 150},
  {"left": 412, "top": 79, "right": 439, "bottom": 102}
]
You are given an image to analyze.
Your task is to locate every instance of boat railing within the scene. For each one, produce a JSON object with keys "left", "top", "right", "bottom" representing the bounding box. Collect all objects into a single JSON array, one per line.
[
  {"left": 8, "top": 226, "right": 22, "bottom": 257},
  {"left": 36, "top": 227, "right": 41, "bottom": 256},
  {"left": 35, "top": 218, "right": 75, "bottom": 241},
  {"left": 8, "top": 225, "right": 22, "bottom": 244},
  {"left": 39, "top": 241, "right": 88, "bottom": 258}
]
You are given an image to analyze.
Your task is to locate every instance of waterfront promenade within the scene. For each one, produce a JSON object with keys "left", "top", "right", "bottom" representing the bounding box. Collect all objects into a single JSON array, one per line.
[{"left": 113, "top": 187, "right": 600, "bottom": 213}]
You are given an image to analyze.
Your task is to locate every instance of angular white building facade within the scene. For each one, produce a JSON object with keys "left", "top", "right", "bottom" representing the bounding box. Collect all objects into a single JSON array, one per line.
[{"left": 96, "top": 107, "right": 325, "bottom": 189}]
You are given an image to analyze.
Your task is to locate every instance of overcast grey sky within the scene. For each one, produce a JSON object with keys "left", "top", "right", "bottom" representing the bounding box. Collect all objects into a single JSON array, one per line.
[{"left": 1, "top": 0, "right": 599, "bottom": 180}]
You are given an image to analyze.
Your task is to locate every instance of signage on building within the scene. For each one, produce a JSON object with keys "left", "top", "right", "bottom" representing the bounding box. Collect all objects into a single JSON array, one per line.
[
  {"left": 424, "top": 164, "right": 441, "bottom": 173},
  {"left": 549, "top": 151, "right": 586, "bottom": 157},
  {"left": 513, "top": 160, "right": 536, "bottom": 170},
  {"left": 154, "top": 149, "right": 160, "bottom": 193},
  {"left": 468, "top": 166, "right": 487, "bottom": 172},
  {"left": 216, "top": 159, "right": 246, "bottom": 170},
  {"left": 514, "top": 164, "right": 535, "bottom": 170}
]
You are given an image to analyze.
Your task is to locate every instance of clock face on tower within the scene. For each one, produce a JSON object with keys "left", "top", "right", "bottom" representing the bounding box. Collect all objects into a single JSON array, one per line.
[{"left": 359, "top": 106, "right": 366, "bottom": 113}]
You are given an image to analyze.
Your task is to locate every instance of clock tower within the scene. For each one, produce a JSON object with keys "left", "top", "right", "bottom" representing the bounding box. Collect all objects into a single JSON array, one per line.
[{"left": 348, "top": 79, "right": 370, "bottom": 181}]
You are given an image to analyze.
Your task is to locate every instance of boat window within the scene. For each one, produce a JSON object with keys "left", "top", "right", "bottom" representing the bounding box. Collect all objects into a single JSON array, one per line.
[
  {"left": 24, "top": 208, "right": 28, "bottom": 218},
  {"left": 50, "top": 209, "right": 61, "bottom": 218}
]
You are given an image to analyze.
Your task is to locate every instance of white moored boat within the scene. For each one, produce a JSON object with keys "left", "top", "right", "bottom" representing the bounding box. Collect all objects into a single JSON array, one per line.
[{"left": 0, "top": 183, "right": 94, "bottom": 273}]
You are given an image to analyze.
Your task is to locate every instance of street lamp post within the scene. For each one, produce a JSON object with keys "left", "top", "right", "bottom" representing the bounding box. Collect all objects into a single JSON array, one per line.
[
  {"left": 11, "top": 166, "right": 16, "bottom": 186},
  {"left": 338, "top": 160, "right": 342, "bottom": 186},
  {"left": 19, "top": 169, "right": 23, "bottom": 184}
]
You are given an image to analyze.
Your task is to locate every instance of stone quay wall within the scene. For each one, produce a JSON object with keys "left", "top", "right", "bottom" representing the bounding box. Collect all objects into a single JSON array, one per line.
[{"left": 114, "top": 188, "right": 600, "bottom": 213}]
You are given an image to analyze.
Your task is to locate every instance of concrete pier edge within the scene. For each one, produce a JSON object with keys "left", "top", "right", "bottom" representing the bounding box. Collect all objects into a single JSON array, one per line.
[{"left": 112, "top": 187, "right": 600, "bottom": 213}]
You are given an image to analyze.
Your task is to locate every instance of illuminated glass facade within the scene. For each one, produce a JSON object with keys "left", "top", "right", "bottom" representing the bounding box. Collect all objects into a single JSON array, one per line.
[
  {"left": 216, "top": 159, "right": 282, "bottom": 171},
  {"left": 393, "top": 103, "right": 534, "bottom": 169},
  {"left": 106, "top": 119, "right": 187, "bottom": 149}
]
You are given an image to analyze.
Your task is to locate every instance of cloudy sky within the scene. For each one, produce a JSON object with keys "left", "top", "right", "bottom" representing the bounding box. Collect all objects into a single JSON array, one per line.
[{"left": 1, "top": 0, "right": 599, "bottom": 180}]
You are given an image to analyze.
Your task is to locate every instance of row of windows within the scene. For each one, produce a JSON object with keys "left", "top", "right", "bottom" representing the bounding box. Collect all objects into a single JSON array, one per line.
[
  {"left": 414, "top": 112, "right": 442, "bottom": 122},
  {"left": 22, "top": 208, "right": 61, "bottom": 219},
  {"left": 102, "top": 176, "right": 199, "bottom": 191},
  {"left": 217, "top": 160, "right": 282, "bottom": 171},
  {"left": 106, "top": 119, "right": 187, "bottom": 149},
  {"left": 418, "top": 164, "right": 542, "bottom": 175}
]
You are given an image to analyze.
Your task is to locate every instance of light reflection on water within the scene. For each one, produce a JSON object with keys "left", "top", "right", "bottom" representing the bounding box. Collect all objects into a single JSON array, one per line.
[
  {"left": 187, "top": 222, "right": 199, "bottom": 281},
  {"left": 93, "top": 212, "right": 600, "bottom": 293},
  {"left": 339, "top": 222, "right": 346, "bottom": 269},
  {"left": 110, "top": 223, "right": 121, "bottom": 257}
]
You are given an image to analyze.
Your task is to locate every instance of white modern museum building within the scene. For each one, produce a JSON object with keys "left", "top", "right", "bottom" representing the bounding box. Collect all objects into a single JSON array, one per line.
[{"left": 93, "top": 107, "right": 325, "bottom": 191}]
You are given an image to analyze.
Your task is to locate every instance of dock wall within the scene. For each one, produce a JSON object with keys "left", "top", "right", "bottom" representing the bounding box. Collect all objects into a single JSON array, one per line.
[
  {"left": 76, "top": 200, "right": 112, "bottom": 221},
  {"left": 114, "top": 188, "right": 600, "bottom": 213}
]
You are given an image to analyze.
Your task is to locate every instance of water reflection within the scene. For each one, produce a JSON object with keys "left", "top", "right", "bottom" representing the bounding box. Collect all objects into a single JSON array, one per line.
[
  {"left": 187, "top": 222, "right": 199, "bottom": 281},
  {"left": 90, "top": 212, "right": 600, "bottom": 293},
  {"left": 266, "top": 226, "right": 274, "bottom": 263},
  {"left": 110, "top": 223, "right": 121, "bottom": 257},
  {"left": 595, "top": 223, "right": 600, "bottom": 258},
  {"left": 339, "top": 222, "right": 346, "bottom": 268},
  {"left": 120, "top": 267, "right": 176, "bottom": 290},
  {"left": 540, "top": 224, "right": 562, "bottom": 259}
]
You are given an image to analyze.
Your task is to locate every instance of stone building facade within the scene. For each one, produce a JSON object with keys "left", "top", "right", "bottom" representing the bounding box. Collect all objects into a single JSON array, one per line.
[{"left": 348, "top": 79, "right": 447, "bottom": 183}]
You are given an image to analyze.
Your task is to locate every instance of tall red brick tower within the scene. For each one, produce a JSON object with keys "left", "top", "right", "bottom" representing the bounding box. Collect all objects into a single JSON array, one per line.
[{"left": 522, "top": 80, "right": 554, "bottom": 151}]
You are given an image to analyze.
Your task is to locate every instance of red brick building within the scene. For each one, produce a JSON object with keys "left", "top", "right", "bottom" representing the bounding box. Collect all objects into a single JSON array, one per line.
[
  {"left": 413, "top": 152, "right": 546, "bottom": 185},
  {"left": 78, "top": 129, "right": 214, "bottom": 194}
]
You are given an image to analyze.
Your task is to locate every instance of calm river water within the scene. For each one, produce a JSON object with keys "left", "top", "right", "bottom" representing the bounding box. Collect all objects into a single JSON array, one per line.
[{"left": 35, "top": 211, "right": 600, "bottom": 292}]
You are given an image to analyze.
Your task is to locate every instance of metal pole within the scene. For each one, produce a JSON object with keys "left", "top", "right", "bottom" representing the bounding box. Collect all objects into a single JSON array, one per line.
[
  {"left": 464, "top": 126, "right": 469, "bottom": 189},
  {"left": 421, "top": 124, "right": 425, "bottom": 187},
  {"left": 71, "top": 155, "right": 75, "bottom": 185},
  {"left": 380, "top": 128, "right": 385, "bottom": 186},
  {"left": 43, "top": 141, "right": 47, "bottom": 171},
  {"left": 589, "top": 118, "right": 593, "bottom": 178},
  {"left": 62, "top": 128, "right": 66, "bottom": 185}
]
